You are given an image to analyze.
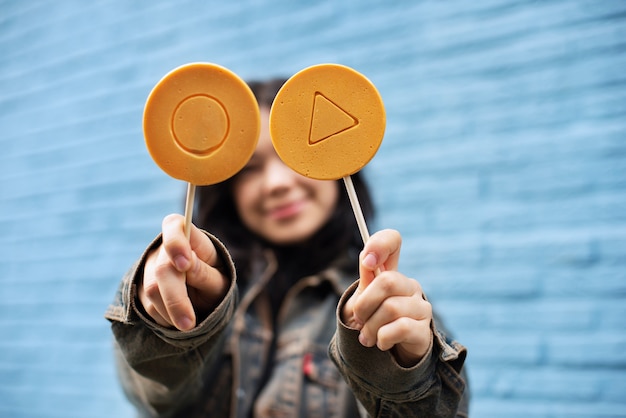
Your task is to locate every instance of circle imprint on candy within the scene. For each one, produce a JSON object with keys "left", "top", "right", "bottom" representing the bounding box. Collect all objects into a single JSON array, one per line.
[
  {"left": 143, "top": 63, "right": 260, "bottom": 185},
  {"left": 172, "top": 94, "right": 228, "bottom": 154},
  {"left": 269, "top": 64, "right": 386, "bottom": 180}
]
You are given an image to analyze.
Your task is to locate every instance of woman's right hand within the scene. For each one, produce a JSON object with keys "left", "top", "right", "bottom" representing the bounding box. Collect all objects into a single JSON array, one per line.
[{"left": 139, "top": 214, "right": 230, "bottom": 331}]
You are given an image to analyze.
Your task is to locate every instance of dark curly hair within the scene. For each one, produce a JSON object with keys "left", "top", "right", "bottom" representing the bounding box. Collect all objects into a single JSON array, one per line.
[{"left": 192, "top": 78, "right": 375, "bottom": 301}]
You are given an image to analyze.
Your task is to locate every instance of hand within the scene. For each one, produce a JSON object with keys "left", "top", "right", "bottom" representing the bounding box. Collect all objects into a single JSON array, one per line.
[
  {"left": 342, "top": 229, "right": 433, "bottom": 367},
  {"left": 139, "top": 214, "right": 229, "bottom": 331}
]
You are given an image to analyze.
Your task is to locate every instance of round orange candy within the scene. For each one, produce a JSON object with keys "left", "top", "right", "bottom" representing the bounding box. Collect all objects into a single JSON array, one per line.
[
  {"left": 143, "top": 63, "right": 260, "bottom": 185},
  {"left": 269, "top": 64, "right": 386, "bottom": 180}
]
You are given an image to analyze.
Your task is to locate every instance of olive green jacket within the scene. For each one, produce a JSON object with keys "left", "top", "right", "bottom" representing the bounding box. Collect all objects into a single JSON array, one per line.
[{"left": 105, "top": 233, "right": 468, "bottom": 417}]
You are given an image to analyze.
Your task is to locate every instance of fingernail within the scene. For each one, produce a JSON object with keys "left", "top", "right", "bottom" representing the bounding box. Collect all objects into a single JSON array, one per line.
[
  {"left": 359, "top": 332, "right": 370, "bottom": 347},
  {"left": 177, "top": 316, "right": 194, "bottom": 331},
  {"left": 362, "top": 253, "right": 377, "bottom": 269},
  {"left": 174, "top": 255, "right": 189, "bottom": 271}
]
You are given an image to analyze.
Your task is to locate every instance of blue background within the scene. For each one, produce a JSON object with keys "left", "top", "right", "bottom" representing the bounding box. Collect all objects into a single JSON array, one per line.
[{"left": 1, "top": 1, "right": 625, "bottom": 417}]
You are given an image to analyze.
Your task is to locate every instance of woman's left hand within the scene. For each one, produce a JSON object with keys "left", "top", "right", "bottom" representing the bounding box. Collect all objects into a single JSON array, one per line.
[{"left": 342, "top": 229, "right": 433, "bottom": 367}]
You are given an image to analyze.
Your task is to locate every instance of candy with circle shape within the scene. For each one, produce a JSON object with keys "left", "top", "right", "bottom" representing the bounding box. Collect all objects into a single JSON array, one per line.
[{"left": 143, "top": 63, "right": 260, "bottom": 185}]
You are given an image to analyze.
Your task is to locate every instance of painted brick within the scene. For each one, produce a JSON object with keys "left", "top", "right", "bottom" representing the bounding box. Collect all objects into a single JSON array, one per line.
[
  {"left": 1, "top": 1, "right": 625, "bottom": 417},
  {"left": 546, "top": 333, "right": 626, "bottom": 367}
]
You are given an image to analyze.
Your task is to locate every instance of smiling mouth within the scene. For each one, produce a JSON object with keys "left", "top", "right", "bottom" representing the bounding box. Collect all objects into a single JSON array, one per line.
[{"left": 267, "top": 200, "right": 306, "bottom": 220}]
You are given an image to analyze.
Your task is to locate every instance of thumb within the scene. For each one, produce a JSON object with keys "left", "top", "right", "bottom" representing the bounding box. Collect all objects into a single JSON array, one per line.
[
  {"left": 358, "top": 250, "right": 382, "bottom": 293},
  {"left": 357, "top": 229, "right": 401, "bottom": 292}
]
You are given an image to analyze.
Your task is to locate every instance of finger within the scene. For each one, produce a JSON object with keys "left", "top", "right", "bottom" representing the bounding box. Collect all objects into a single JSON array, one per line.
[
  {"left": 358, "top": 290, "right": 431, "bottom": 346},
  {"left": 140, "top": 289, "right": 171, "bottom": 328},
  {"left": 146, "top": 243, "right": 196, "bottom": 330},
  {"left": 162, "top": 214, "right": 193, "bottom": 272},
  {"left": 354, "top": 271, "right": 421, "bottom": 326},
  {"left": 358, "top": 229, "right": 402, "bottom": 291},
  {"left": 141, "top": 248, "right": 178, "bottom": 327},
  {"left": 377, "top": 316, "right": 432, "bottom": 357},
  {"left": 163, "top": 213, "right": 223, "bottom": 271},
  {"left": 359, "top": 295, "right": 431, "bottom": 349},
  {"left": 363, "top": 229, "right": 402, "bottom": 271},
  {"left": 140, "top": 279, "right": 171, "bottom": 327},
  {"left": 187, "top": 224, "right": 222, "bottom": 268},
  {"left": 184, "top": 251, "right": 230, "bottom": 308},
  {"left": 158, "top": 267, "right": 196, "bottom": 331}
]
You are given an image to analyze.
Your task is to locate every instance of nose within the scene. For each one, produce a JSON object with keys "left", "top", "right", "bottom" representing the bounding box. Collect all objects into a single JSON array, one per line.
[{"left": 261, "top": 157, "right": 297, "bottom": 196}]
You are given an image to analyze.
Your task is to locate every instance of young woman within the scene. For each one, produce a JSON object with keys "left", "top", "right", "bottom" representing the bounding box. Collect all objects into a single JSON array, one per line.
[{"left": 106, "top": 78, "right": 468, "bottom": 417}]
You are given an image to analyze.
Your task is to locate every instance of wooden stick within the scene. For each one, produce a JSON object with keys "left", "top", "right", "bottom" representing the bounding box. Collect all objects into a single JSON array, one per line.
[
  {"left": 343, "top": 175, "right": 370, "bottom": 244},
  {"left": 343, "top": 175, "right": 381, "bottom": 275},
  {"left": 184, "top": 183, "right": 196, "bottom": 240}
]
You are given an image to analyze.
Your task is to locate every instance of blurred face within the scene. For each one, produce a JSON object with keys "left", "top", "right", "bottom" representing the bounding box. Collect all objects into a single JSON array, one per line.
[{"left": 232, "top": 107, "right": 339, "bottom": 245}]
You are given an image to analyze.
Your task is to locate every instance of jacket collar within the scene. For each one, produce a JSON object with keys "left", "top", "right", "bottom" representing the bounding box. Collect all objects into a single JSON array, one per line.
[{"left": 255, "top": 247, "right": 357, "bottom": 298}]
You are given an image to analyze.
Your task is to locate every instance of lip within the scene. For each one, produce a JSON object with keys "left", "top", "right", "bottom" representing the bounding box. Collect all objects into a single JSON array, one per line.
[{"left": 267, "top": 200, "right": 306, "bottom": 220}]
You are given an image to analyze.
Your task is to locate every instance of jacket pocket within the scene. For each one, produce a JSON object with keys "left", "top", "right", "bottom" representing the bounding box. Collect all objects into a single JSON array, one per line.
[
  {"left": 255, "top": 343, "right": 345, "bottom": 417},
  {"left": 301, "top": 344, "right": 344, "bottom": 418}
]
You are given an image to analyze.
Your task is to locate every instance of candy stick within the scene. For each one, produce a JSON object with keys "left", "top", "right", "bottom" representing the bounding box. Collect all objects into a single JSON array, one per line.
[
  {"left": 343, "top": 175, "right": 382, "bottom": 276},
  {"left": 183, "top": 183, "right": 196, "bottom": 240},
  {"left": 343, "top": 175, "right": 370, "bottom": 244}
]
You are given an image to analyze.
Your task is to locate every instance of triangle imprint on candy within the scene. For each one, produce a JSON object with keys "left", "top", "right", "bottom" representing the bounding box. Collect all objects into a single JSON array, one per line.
[{"left": 309, "top": 92, "right": 358, "bottom": 145}]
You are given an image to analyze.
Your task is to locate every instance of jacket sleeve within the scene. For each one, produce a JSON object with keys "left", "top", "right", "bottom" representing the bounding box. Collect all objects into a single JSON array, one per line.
[
  {"left": 104, "top": 232, "right": 238, "bottom": 417},
  {"left": 329, "top": 281, "right": 469, "bottom": 418}
]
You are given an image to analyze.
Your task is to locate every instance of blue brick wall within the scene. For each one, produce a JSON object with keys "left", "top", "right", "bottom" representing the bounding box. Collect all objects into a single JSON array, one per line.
[{"left": 1, "top": 1, "right": 624, "bottom": 417}]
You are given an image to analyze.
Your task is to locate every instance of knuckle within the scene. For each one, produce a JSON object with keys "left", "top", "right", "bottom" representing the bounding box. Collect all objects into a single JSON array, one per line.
[
  {"left": 389, "top": 228, "right": 401, "bottom": 243},
  {"left": 377, "top": 273, "right": 395, "bottom": 293},
  {"left": 153, "top": 260, "right": 173, "bottom": 279},
  {"left": 423, "top": 300, "right": 433, "bottom": 316},
  {"left": 162, "top": 213, "right": 182, "bottom": 228},
  {"left": 397, "top": 316, "right": 414, "bottom": 334},
  {"left": 411, "top": 279, "right": 423, "bottom": 294},
  {"left": 166, "top": 297, "right": 189, "bottom": 313},
  {"left": 143, "top": 280, "right": 161, "bottom": 300},
  {"left": 352, "top": 300, "right": 366, "bottom": 321},
  {"left": 379, "top": 228, "right": 401, "bottom": 247},
  {"left": 416, "top": 296, "right": 433, "bottom": 319},
  {"left": 376, "top": 327, "right": 394, "bottom": 351},
  {"left": 382, "top": 297, "right": 402, "bottom": 318}
]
